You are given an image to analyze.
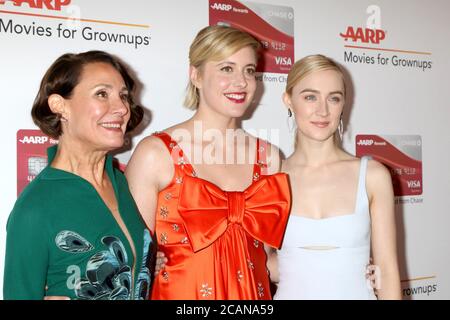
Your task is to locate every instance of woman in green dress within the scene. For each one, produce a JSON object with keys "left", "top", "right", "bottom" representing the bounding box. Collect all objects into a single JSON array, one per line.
[{"left": 3, "top": 51, "right": 154, "bottom": 300}]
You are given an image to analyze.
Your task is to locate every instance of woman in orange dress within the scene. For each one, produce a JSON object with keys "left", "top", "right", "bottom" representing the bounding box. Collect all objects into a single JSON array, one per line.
[{"left": 125, "top": 25, "right": 291, "bottom": 299}]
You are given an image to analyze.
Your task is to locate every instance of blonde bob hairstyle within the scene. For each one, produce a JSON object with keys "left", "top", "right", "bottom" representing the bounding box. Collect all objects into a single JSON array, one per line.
[{"left": 184, "top": 25, "right": 261, "bottom": 110}]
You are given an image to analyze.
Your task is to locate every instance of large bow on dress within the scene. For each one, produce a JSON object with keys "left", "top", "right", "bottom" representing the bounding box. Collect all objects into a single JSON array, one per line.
[{"left": 178, "top": 173, "right": 291, "bottom": 252}]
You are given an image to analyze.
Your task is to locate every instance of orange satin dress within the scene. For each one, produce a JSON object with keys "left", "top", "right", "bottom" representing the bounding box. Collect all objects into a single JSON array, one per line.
[{"left": 151, "top": 132, "right": 291, "bottom": 300}]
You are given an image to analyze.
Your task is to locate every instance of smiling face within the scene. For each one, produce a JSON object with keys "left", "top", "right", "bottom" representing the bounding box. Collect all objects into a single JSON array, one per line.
[
  {"left": 284, "top": 69, "right": 345, "bottom": 142},
  {"left": 60, "top": 62, "right": 131, "bottom": 152},
  {"left": 192, "top": 46, "right": 257, "bottom": 119}
]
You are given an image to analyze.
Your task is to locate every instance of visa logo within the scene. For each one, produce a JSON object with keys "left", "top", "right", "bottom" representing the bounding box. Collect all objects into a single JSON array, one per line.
[
  {"left": 210, "top": 3, "right": 232, "bottom": 11},
  {"left": 407, "top": 180, "right": 421, "bottom": 188},
  {"left": 19, "top": 136, "right": 48, "bottom": 144},
  {"left": 275, "top": 56, "right": 292, "bottom": 66}
]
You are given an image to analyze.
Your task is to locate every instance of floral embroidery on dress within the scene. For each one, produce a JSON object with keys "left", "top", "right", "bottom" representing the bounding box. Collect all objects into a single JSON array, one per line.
[
  {"left": 180, "top": 237, "right": 189, "bottom": 244},
  {"left": 160, "top": 232, "right": 168, "bottom": 245},
  {"left": 160, "top": 206, "right": 169, "bottom": 219},
  {"left": 257, "top": 282, "right": 264, "bottom": 298},
  {"left": 200, "top": 283, "right": 213, "bottom": 298},
  {"left": 164, "top": 193, "right": 173, "bottom": 201}
]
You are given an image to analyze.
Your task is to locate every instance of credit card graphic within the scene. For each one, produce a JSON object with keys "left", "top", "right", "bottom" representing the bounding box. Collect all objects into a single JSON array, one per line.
[
  {"left": 17, "top": 129, "right": 57, "bottom": 196},
  {"left": 209, "top": 0, "right": 294, "bottom": 74},
  {"left": 356, "top": 135, "right": 422, "bottom": 196}
]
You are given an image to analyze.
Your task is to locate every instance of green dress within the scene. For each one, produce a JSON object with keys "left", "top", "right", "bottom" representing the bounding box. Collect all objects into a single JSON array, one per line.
[{"left": 3, "top": 146, "right": 154, "bottom": 300}]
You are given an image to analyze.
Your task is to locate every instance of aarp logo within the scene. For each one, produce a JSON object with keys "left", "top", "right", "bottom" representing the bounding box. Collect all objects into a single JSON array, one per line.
[
  {"left": 210, "top": 2, "right": 232, "bottom": 11},
  {"left": 340, "top": 5, "right": 387, "bottom": 44},
  {"left": 0, "top": 0, "right": 71, "bottom": 11}
]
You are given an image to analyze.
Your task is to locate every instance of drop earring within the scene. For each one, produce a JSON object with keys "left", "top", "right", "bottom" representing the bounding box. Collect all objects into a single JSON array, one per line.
[
  {"left": 287, "top": 109, "right": 296, "bottom": 133},
  {"left": 338, "top": 113, "right": 344, "bottom": 141}
]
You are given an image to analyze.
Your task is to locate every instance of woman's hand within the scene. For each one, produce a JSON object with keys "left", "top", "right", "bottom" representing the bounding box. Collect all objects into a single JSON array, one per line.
[
  {"left": 44, "top": 296, "right": 70, "bottom": 300},
  {"left": 44, "top": 285, "right": 70, "bottom": 300},
  {"left": 366, "top": 258, "right": 380, "bottom": 296}
]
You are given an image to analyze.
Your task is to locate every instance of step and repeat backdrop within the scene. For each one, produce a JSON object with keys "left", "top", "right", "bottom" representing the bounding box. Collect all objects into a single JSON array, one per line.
[{"left": 1, "top": 0, "right": 449, "bottom": 299}]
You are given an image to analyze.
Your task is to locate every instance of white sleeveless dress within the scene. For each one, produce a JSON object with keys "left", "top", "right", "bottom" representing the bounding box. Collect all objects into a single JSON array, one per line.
[{"left": 274, "top": 157, "right": 376, "bottom": 300}]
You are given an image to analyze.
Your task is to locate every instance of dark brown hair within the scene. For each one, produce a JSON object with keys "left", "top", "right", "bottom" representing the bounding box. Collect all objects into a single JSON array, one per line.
[{"left": 31, "top": 50, "right": 143, "bottom": 138}]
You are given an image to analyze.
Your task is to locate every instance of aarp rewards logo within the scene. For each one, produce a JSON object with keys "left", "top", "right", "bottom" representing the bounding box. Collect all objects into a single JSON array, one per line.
[
  {"left": 340, "top": 26, "right": 386, "bottom": 45},
  {"left": 19, "top": 135, "right": 52, "bottom": 144},
  {"left": 210, "top": 2, "right": 233, "bottom": 11},
  {"left": 0, "top": 0, "right": 71, "bottom": 11}
]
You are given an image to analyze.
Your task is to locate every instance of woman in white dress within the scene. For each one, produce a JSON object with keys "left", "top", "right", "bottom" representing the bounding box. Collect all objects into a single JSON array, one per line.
[{"left": 270, "top": 55, "right": 401, "bottom": 300}]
